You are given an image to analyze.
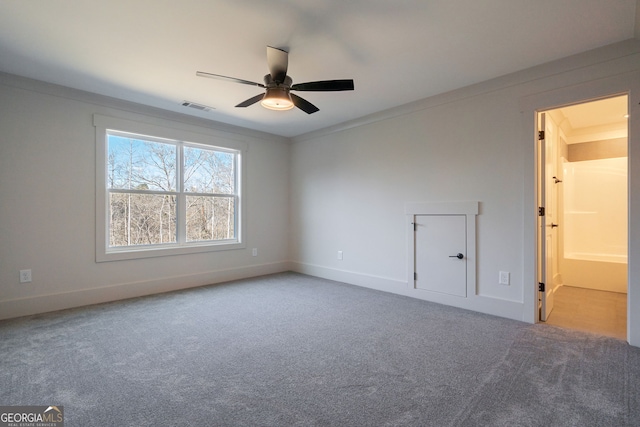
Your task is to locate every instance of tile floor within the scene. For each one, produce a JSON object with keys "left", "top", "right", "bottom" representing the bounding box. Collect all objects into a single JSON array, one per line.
[{"left": 545, "top": 285, "right": 627, "bottom": 340}]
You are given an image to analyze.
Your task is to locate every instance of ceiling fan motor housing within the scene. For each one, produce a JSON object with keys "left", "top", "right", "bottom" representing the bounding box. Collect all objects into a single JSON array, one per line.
[{"left": 264, "top": 74, "right": 292, "bottom": 88}]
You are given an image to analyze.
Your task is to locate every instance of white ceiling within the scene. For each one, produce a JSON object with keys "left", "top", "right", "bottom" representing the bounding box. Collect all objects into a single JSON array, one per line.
[
  {"left": 0, "top": 0, "right": 638, "bottom": 138},
  {"left": 559, "top": 96, "right": 628, "bottom": 131}
]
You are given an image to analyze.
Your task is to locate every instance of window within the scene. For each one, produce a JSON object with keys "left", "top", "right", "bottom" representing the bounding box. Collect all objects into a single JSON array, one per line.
[{"left": 95, "top": 115, "right": 245, "bottom": 261}]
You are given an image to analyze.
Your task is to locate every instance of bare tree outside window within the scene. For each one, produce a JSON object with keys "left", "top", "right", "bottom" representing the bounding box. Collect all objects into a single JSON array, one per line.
[
  {"left": 184, "top": 145, "right": 235, "bottom": 242},
  {"left": 107, "top": 133, "right": 238, "bottom": 248}
]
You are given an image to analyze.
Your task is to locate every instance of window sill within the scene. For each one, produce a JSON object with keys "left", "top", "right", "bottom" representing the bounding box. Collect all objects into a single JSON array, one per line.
[{"left": 97, "top": 241, "right": 246, "bottom": 262}]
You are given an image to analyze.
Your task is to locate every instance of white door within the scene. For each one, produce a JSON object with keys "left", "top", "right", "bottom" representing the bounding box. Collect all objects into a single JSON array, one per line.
[
  {"left": 414, "top": 214, "right": 467, "bottom": 297},
  {"left": 538, "top": 113, "right": 554, "bottom": 320}
]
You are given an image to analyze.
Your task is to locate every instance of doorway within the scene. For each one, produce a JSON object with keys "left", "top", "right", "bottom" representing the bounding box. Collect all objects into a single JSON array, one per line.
[{"left": 536, "top": 95, "right": 628, "bottom": 339}]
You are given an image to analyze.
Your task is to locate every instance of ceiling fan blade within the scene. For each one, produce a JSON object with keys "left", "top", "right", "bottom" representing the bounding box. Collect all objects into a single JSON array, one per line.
[
  {"left": 291, "top": 93, "right": 319, "bottom": 114},
  {"left": 196, "top": 71, "right": 265, "bottom": 88},
  {"left": 267, "top": 46, "right": 288, "bottom": 84},
  {"left": 291, "top": 79, "right": 354, "bottom": 92},
  {"left": 235, "top": 93, "right": 265, "bottom": 108}
]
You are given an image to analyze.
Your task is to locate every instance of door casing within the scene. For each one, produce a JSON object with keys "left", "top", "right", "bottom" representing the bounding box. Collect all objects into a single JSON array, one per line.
[{"left": 520, "top": 70, "right": 639, "bottom": 346}]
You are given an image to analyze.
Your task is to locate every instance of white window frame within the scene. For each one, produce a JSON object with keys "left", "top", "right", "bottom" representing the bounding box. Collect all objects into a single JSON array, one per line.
[{"left": 94, "top": 114, "right": 246, "bottom": 262}]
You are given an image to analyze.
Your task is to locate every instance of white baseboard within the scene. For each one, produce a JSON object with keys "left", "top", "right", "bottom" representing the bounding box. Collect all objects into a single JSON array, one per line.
[
  {"left": 290, "top": 262, "right": 525, "bottom": 322},
  {"left": 2, "top": 261, "right": 525, "bottom": 323},
  {"left": 0, "top": 262, "right": 289, "bottom": 320},
  {"left": 291, "top": 262, "right": 407, "bottom": 292}
]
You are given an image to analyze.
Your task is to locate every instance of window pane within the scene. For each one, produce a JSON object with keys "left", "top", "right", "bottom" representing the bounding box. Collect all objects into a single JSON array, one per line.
[
  {"left": 186, "top": 196, "right": 235, "bottom": 242},
  {"left": 184, "top": 146, "right": 235, "bottom": 194},
  {"left": 108, "top": 135, "right": 177, "bottom": 191},
  {"left": 109, "top": 193, "right": 177, "bottom": 246}
]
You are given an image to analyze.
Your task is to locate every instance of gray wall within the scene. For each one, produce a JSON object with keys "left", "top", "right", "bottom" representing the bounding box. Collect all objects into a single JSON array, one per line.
[
  {"left": 289, "top": 40, "right": 640, "bottom": 345},
  {"left": 0, "top": 74, "right": 291, "bottom": 318}
]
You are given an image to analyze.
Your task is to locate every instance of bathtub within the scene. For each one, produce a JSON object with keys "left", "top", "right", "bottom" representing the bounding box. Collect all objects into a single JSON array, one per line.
[
  {"left": 562, "top": 252, "right": 627, "bottom": 293},
  {"left": 561, "top": 157, "right": 627, "bottom": 293}
]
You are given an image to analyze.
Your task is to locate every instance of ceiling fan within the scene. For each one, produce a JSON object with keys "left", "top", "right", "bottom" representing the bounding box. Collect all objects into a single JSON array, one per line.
[{"left": 196, "top": 46, "right": 354, "bottom": 114}]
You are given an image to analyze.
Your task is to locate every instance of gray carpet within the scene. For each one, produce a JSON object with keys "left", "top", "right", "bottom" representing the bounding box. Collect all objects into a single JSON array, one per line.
[{"left": 1, "top": 272, "right": 638, "bottom": 426}]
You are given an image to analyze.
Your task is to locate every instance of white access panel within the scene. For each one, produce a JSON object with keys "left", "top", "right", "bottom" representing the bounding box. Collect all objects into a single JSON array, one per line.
[{"left": 414, "top": 214, "right": 467, "bottom": 297}]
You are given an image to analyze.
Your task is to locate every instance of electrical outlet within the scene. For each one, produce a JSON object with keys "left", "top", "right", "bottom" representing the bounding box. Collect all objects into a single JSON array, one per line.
[
  {"left": 20, "top": 269, "right": 32, "bottom": 283},
  {"left": 337, "top": 251, "right": 343, "bottom": 260},
  {"left": 252, "top": 248, "right": 258, "bottom": 257},
  {"left": 499, "top": 271, "right": 510, "bottom": 285}
]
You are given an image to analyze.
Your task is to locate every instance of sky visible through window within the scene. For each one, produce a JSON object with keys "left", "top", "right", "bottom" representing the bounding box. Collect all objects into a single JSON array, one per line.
[
  {"left": 106, "top": 133, "right": 237, "bottom": 247},
  {"left": 108, "top": 135, "right": 235, "bottom": 194}
]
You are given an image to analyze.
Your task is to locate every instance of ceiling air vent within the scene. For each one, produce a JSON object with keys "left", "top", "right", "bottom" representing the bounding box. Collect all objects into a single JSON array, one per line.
[{"left": 182, "top": 101, "right": 214, "bottom": 112}]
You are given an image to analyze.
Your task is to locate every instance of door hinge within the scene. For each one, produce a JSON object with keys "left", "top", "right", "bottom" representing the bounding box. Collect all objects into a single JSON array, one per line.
[
  {"left": 538, "top": 207, "right": 545, "bottom": 216},
  {"left": 538, "top": 282, "right": 545, "bottom": 292},
  {"left": 412, "top": 222, "right": 417, "bottom": 231},
  {"left": 538, "top": 130, "right": 545, "bottom": 140},
  {"left": 414, "top": 272, "right": 417, "bottom": 281}
]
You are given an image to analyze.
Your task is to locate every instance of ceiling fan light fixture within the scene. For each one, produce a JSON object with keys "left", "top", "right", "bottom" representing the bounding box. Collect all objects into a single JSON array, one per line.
[{"left": 261, "top": 87, "right": 294, "bottom": 111}]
